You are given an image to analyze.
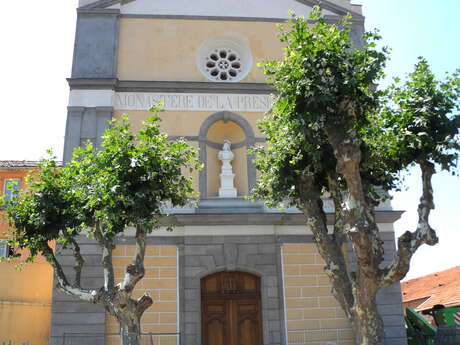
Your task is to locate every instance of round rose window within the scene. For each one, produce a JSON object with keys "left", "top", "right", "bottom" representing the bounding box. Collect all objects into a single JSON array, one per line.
[{"left": 197, "top": 37, "right": 252, "bottom": 83}]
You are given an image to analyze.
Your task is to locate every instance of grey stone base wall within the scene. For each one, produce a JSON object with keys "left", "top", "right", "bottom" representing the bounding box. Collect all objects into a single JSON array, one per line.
[
  {"left": 48, "top": 237, "right": 105, "bottom": 345},
  {"left": 179, "top": 235, "right": 286, "bottom": 345},
  {"left": 46, "top": 231, "right": 407, "bottom": 345}
]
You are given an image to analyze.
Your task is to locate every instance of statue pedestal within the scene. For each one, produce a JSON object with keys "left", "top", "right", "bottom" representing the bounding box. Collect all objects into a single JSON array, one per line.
[
  {"left": 219, "top": 173, "right": 237, "bottom": 197},
  {"left": 218, "top": 140, "right": 237, "bottom": 198}
]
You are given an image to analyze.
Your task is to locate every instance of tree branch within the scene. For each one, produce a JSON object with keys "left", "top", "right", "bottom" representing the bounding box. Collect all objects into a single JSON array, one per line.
[
  {"left": 119, "top": 224, "right": 146, "bottom": 293},
  {"left": 328, "top": 173, "right": 346, "bottom": 246},
  {"left": 296, "top": 175, "right": 354, "bottom": 315},
  {"left": 94, "top": 224, "right": 115, "bottom": 292},
  {"left": 62, "top": 231, "right": 85, "bottom": 287},
  {"left": 135, "top": 294, "right": 153, "bottom": 318},
  {"left": 379, "top": 161, "right": 439, "bottom": 287},
  {"left": 324, "top": 116, "right": 384, "bottom": 276},
  {"left": 42, "top": 243, "right": 98, "bottom": 303}
]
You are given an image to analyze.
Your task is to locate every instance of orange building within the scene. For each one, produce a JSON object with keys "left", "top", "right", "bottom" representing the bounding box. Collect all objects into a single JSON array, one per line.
[
  {"left": 401, "top": 266, "right": 460, "bottom": 313},
  {"left": 0, "top": 161, "right": 54, "bottom": 345}
]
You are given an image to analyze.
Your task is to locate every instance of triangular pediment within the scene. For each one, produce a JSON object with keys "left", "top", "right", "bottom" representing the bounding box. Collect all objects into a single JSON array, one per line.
[{"left": 81, "top": 0, "right": 363, "bottom": 20}]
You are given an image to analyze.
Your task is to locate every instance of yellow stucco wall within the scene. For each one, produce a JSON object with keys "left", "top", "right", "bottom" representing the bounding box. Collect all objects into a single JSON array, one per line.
[
  {"left": 0, "top": 304, "right": 51, "bottom": 344},
  {"left": 0, "top": 169, "right": 53, "bottom": 345},
  {"left": 0, "top": 263, "right": 53, "bottom": 303},
  {"left": 114, "top": 110, "right": 264, "bottom": 138},
  {"left": 117, "top": 18, "right": 284, "bottom": 82},
  {"left": 106, "top": 245, "right": 178, "bottom": 345},
  {"left": 114, "top": 110, "right": 264, "bottom": 197},
  {"left": 0, "top": 263, "right": 53, "bottom": 345},
  {"left": 282, "top": 244, "right": 354, "bottom": 345}
]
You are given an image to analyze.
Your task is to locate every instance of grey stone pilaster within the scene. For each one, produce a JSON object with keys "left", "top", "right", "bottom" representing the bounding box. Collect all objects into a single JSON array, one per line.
[
  {"left": 48, "top": 237, "right": 105, "bottom": 345},
  {"left": 350, "top": 21, "right": 365, "bottom": 50},
  {"left": 347, "top": 232, "right": 408, "bottom": 345},
  {"left": 377, "top": 232, "right": 408, "bottom": 345},
  {"left": 72, "top": 9, "right": 120, "bottom": 79},
  {"left": 63, "top": 106, "right": 113, "bottom": 162}
]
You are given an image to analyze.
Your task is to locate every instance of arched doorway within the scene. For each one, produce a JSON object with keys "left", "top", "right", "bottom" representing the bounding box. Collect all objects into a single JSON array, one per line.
[{"left": 201, "top": 271, "right": 263, "bottom": 345}]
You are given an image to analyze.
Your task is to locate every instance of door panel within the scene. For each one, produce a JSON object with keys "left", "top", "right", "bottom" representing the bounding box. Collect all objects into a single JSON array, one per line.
[
  {"left": 207, "top": 318, "right": 226, "bottom": 345},
  {"left": 202, "top": 299, "right": 228, "bottom": 345},
  {"left": 238, "top": 317, "right": 258, "bottom": 345},
  {"left": 236, "top": 299, "right": 262, "bottom": 345},
  {"left": 201, "top": 272, "right": 263, "bottom": 345}
]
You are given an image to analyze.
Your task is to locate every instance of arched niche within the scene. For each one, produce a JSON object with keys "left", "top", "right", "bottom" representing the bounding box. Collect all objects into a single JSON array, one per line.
[{"left": 198, "top": 111, "right": 256, "bottom": 198}]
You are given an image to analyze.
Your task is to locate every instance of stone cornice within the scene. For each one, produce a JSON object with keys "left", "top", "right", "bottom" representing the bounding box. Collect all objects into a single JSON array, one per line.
[
  {"left": 67, "top": 78, "right": 275, "bottom": 94},
  {"left": 77, "top": 8, "right": 121, "bottom": 15},
  {"left": 162, "top": 210, "right": 404, "bottom": 226},
  {"left": 67, "top": 78, "right": 118, "bottom": 90},
  {"left": 80, "top": 0, "right": 364, "bottom": 23},
  {"left": 295, "top": 0, "right": 364, "bottom": 20}
]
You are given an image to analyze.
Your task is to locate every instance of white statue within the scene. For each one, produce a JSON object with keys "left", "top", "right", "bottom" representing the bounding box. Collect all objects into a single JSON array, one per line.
[{"left": 218, "top": 140, "right": 237, "bottom": 197}]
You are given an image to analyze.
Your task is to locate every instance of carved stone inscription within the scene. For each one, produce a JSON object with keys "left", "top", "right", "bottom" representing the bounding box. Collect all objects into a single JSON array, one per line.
[{"left": 114, "top": 92, "right": 273, "bottom": 112}]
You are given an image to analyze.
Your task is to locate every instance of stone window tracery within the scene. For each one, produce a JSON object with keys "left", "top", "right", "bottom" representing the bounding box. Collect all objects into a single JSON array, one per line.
[{"left": 197, "top": 37, "right": 252, "bottom": 83}]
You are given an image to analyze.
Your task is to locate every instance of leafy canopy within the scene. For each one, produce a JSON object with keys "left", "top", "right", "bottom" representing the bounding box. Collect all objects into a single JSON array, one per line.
[
  {"left": 371, "top": 57, "right": 460, "bottom": 173},
  {"left": 3, "top": 106, "right": 201, "bottom": 262},
  {"left": 252, "top": 8, "right": 459, "bottom": 205}
]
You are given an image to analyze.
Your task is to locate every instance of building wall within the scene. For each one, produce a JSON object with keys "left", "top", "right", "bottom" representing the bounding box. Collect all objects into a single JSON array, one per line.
[
  {"left": 0, "top": 168, "right": 54, "bottom": 345},
  {"left": 113, "top": 109, "right": 266, "bottom": 198},
  {"left": 57, "top": 2, "right": 406, "bottom": 345},
  {"left": 282, "top": 244, "right": 354, "bottom": 345},
  {"left": 105, "top": 245, "right": 179, "bottom": 345},
  {"left": 112, "top": 110, "right": 264, "bottom": 138},
  {"left": 117, "top": 19, "right": 284, "bottom": 83},
  {"left": 0, "top": 263, "right": 53, "bottom": 345}
]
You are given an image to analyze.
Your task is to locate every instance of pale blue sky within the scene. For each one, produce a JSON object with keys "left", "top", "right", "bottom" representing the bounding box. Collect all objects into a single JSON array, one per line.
[
  {"left": 0, "top": 0, "right": 458, "bottom": 280},
  {"left": 357, "top": 0, "right": 460, "bottom": 279}
]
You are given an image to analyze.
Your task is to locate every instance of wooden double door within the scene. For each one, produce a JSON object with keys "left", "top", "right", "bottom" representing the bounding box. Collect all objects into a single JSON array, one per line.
[{"left": 201, "top": 272, "right": 263, "bottom": 345}]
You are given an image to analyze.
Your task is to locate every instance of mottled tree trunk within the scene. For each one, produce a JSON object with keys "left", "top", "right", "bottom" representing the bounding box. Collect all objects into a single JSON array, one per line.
[
  {"left": 120, "top": 316, "right": 141, "bottom": 345},
  {"left": 350, "top": 292, "right": 384, "bottom": 345},
  {"left": 45, "top": 224, "right": 152, "bottom": 345}
]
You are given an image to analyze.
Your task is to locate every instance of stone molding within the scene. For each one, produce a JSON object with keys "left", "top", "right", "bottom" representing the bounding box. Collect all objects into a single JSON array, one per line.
[
  {"left": 114, "top": 92, "right": 272, "bottom": 112},
  {"left": 161, "top": 210, "right": 403, "bottom": 226},
  {"left": 67, "top": 79, "right": 275, "bottom": 94},
  {"left": 79, "top": 0, "right": 364, "bottom": 23},
  {"left": 179, "top": 235, "right": 286, "bottom": 345},
  {"left": 118, "top": 13, "right": 364, "bottom": 24}
]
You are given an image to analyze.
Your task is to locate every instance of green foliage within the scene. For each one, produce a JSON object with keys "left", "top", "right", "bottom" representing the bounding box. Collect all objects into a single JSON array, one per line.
[
  {"left": 370, "top": 57, "right": 460, "bottom": 173},
  {"left": 252, "top": 8, "right": 459, "bottom": 206},
  {"left": 253, "top": 8, "right": 389, "bottom": 205},
  {"left": 3, "top": 106, "right": 201, "bottom": 262}
]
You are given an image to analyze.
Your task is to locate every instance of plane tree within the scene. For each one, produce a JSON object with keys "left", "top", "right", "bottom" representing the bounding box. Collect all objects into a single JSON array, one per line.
[
  {"left": 252, "top": 8, "right": 459, "bottom": 345},
  {"left": 3, "top": 107, "right": 201, "bottom": 345}
]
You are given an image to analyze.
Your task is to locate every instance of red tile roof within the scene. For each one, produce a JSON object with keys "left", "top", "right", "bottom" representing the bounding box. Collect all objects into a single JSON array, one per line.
[
  {"left": 0, "top": 161, "right": 62, "bottom": 169},
  {"left": 0, "top": 160, "right": 39, "bottom": 168},
  {"left": 401, "top": 266, "right": 460, "bottom": 312}
]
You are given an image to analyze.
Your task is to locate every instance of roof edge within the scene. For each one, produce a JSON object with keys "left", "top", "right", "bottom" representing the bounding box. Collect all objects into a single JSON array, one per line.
[
  {"left": 0, "top": 160, "right": 63, "bottom": 169},
  {"left": 295, "top": 0, "right": 364, "bottom": 20},
  {"left": 80, "top": 0, "right": 135, "bottom": 9},
  {"left": 82, "top": 0, "right": 364, "bottom": 20}
]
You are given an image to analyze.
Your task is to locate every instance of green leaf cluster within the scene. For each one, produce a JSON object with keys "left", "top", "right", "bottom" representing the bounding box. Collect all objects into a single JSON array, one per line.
[
  {"left": 252, "top": 8, "right": 459, "bottom": 206},
  {"left": 370, "top": 58, "right": 460, "bottom": 174},
  {"left": 3, "top": 106, "right": 201, "bottom": 262}
]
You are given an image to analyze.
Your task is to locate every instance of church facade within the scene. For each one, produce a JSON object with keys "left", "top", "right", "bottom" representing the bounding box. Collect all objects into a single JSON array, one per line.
[{"left": 50, "top": 1, "right": 407, "bottom": 344}]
